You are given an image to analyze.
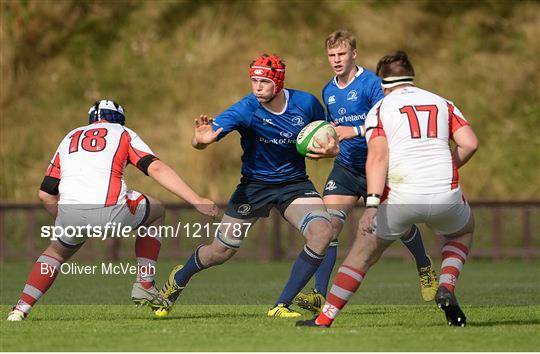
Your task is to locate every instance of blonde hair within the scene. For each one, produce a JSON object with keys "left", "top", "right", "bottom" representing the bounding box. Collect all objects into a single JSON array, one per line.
[{"left": 325, "top": 30, "right": 356, "bottom": 50}]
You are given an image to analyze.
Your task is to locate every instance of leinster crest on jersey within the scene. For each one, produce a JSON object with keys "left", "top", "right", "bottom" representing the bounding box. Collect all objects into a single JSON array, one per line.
[{"left": 291, "top": 116, "right": 305, "bottom": 126}]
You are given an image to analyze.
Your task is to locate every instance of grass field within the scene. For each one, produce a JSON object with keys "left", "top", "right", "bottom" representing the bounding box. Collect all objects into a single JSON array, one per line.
[{"left": 1, "top": 260, "right": 539, "bottom": 351}]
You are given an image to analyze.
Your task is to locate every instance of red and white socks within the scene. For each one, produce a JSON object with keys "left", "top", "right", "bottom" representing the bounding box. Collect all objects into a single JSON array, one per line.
[
  {"left": 13, "top": 231, "right": 163, "bottom": 316},
  {"left": 315, "top": 265, "right": 365, "bottom": 327},
  {"left": 14, "top": 254, "right": 62, "bottom": 315},
  {"left": 439, "top": 240, "right": 469, "bottom": 292},
  {"left": 135, "top": 234, "right": 161, "bottom": 289}
]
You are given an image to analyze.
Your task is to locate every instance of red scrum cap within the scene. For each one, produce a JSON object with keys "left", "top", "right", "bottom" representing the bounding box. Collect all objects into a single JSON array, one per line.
[{"left": 249, "top": 54, "right": 286, "bottom": 95}]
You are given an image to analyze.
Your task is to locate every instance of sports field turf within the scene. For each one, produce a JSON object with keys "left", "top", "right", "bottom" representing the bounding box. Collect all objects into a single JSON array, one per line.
[{"left": 1, "top": 260, "right": 539, "bottom": 351}]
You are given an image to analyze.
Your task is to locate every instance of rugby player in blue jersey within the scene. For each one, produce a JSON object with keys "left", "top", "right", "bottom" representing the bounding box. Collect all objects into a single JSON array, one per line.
[
  {"left": 157, "top": 54, "right": 339, "bottom": 317},
  {"left": 294, "top": 30, "right": 438, "bottom": 313}
]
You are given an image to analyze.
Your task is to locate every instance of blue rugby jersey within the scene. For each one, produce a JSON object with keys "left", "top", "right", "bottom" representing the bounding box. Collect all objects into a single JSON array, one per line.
[
  {"left": 212, "top": 89, "right": 325, "bottom": 183},
  {"left": 322, "top": 66, "right": 384, "bottom": 171}
]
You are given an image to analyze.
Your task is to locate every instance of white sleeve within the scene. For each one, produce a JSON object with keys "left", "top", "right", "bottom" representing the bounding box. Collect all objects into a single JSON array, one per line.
[
  {"left": 364, "top": 102, "right": 384, "bottom": 142},
  {"left": 125, "top": 127, "right": 155, "bottom": 156}
]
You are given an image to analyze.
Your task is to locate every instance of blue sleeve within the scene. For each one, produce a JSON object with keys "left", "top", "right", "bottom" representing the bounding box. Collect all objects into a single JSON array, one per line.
[
  {"left": 369, "top": 77, "right": 385, "bottom": 107},
  {"left": 212, "top": 99, "right": 252, "bottom": 141},
  {"left": 346, "top": 77, "right": 384, "bottom": 132}
]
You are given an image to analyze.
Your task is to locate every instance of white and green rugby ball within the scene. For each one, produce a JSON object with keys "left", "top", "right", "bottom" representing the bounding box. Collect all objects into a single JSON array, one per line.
[{"left": 296, "top": 120, "right": 337, "bottom": 157}]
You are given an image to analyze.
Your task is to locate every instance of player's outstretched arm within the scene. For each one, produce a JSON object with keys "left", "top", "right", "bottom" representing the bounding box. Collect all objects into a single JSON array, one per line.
[
  {"left": 38, "top": 190, "right": 59, "bottom": 217},
  {"left": 147, "top": 160, "right": 219, "bottom": 217},
  {"left": 191, "top": 115, "right": 223, "bottom": 150},
  {"left": 451, "top": 126, "right": 479, "bottom": 168}
]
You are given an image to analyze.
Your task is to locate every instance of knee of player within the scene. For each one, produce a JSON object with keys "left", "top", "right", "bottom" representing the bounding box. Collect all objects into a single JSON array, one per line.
[
  {"left": 305, "top": 219, "right": 333, "bottom": 244},
  {"left": 151, "top": 198, "right": 165, "bottom": 216},
  {"left": 46, "top": 242, "right": 76, "bottom": 263},
  {"left": 321, "top": 221, "right": 334, "bottom": 241},
  {"left": 214, "top": 226, "right": 245, "bottom": 251},
  {"left": 326, "top": 209, "right": 345, "bottom": 236},
  {"left": 330, "top": 220, "right": 343, "bottom": 238}
]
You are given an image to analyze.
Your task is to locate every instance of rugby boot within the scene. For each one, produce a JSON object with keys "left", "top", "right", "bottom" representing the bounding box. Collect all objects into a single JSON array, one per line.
[{"left": 435, "top": 286, "right": 467, "bottom": 327}]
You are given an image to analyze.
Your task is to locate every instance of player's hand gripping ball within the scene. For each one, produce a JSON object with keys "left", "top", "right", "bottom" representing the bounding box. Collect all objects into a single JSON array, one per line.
[{"left": 296, "top": 120, "right": 338, "bottom": 157}]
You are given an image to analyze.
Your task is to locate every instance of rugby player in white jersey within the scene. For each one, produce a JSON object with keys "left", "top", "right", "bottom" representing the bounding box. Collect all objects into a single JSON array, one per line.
[
  {"left": 297, "top": 51, "right": 478, "bottom": 328},
  {"left": 7, "top": 100, "right": 218, "bottom": 321}
]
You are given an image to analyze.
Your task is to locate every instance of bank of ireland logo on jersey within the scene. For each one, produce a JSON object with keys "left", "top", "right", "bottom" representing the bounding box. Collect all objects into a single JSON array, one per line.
[
  {"left": 338, "top": 107, "right": 346, "bottom": 115},
  {"left": 280, "top": 131, "right": 293, "bottom": 138},
  {"left": 328, "top": 95, "right": 336, "bottom": 105},
  {"left": 292, "top": 116, "right": 304, "bottom": 126},
  {"left": 347, "top": 90, "right": 358, "bottom": 101},
  {"left": 325, "top": 180, "right": 337, "bottom": 191},
  {"left": 237, "top": 204, "right": 251, "bottom": 216}
]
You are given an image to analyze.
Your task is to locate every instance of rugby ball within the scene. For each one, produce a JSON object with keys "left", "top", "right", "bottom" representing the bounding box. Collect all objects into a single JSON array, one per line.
[{"left": 296, "top": 120, "right": 337, "bottom": 157}]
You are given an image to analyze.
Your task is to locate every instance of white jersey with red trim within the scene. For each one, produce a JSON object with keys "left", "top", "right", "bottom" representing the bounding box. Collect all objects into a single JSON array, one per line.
[
  {"left": 365, "top": 86, "right": 469, "bottom": 194},
  {"left": 44, "top": 121, "right": 156, "bottom": 206}
]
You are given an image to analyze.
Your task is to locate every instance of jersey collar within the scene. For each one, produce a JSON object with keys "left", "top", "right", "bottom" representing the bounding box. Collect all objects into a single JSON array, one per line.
[
  {"left": 261, "top": 89, "right": 289, "bottom": 115},
  {"left": 333, "top": 66, "right": 364, "bottom": 89},
  {"left": 388, "top": 85, "right": 417, "bottom": 96}
]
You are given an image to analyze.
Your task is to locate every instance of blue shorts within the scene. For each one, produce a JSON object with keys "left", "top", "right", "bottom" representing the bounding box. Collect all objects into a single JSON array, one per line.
[
  {"left": 323, "top": 161, "right": 367, "bottom": 199},
  {"left": 225, "top": 178, "right": 321, "bottom": 219}
]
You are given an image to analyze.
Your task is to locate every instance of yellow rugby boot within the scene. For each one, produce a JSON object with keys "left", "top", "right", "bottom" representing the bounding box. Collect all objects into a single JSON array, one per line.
[
  {"left": 267, "top": 304, "right": 301, "bottom": 318},
  {"left": 294, "top": 289, "right": 325, "bottom": 314},
  {"left": 154, "top": 264, "right": 185, "bottom": 317},
  {"left": 418, "top": 256, "right": 438, "bottom": 302}
]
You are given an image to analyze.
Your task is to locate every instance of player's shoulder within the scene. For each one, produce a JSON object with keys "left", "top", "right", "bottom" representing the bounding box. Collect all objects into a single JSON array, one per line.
[
  {"left": 121, "top": 126, "right": 140, "bottom": 139},
  {"left": 60, "top": 123, "right": 92, "bottom": 140},
  {"left": 288, "top": 89, "right": 323, "bottom": 114},
  {"left": 412, "top": 87, "right": 451, "bottom": 107},
  {"left": 367, "top": 97, "right": 385, "bottom": 116},
  {"left": 432, "top": 90, "right": 455, "bottom": 107},
  {"left": 357, "top": 67, "right": 381, "bottom": 85},
  {"left": 64, "top": 125, "right": 87, "bottom": 137},
  {"left": 288, "top": 89, "right": 319, "bottom": 105},
  {"left": 415, "top": 86, "right": 440, "bottom": 97},
  {"left": 231, "top": 93, "right": 260, "bottom": 113},
  {"left": 241, "top": 93, "right": 259, "bottom": 106},
  {"left": 359, "top": 67, "right": 378, "bottom": 78},
  {"left": 322, "top": 78, "right": 336, "bottom": 95}
]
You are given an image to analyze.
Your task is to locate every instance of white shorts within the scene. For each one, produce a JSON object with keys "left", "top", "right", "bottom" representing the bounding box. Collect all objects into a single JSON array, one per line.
[
  {"left": 54, "top": 190, "right": 149, "bottom": 248},
  {"left": 373, "top": 187, "right": 471, "bottom": 241}
]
